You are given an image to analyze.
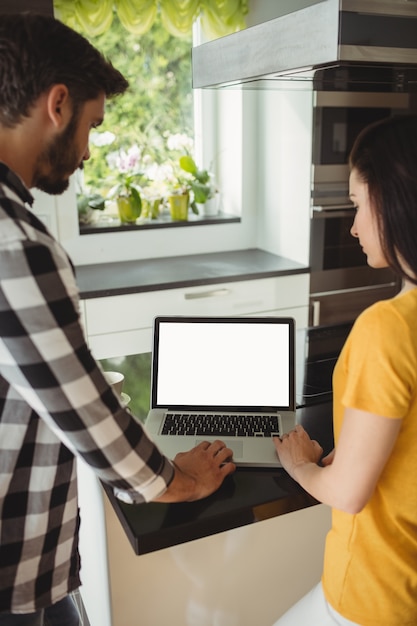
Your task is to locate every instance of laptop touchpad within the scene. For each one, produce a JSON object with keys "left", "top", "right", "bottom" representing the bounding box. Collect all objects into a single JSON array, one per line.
[{"left": 196, "top": 439, "right": 243, "bottom": 459}]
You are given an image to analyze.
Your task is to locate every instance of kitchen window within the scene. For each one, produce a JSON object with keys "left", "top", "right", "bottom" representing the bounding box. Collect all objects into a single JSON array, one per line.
[
  {"left": 74, "top": 22, "right": 240, "bottom": 236},
  {"left": 73, "top": 13, "right": 200, "bottom": 232},
  {"left": 29, "top": 3, "right": 251, "bottom": 265}
]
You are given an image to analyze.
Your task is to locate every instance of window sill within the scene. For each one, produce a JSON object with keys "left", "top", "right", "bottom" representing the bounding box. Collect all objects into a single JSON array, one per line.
[{"left": 79, "top": 212, "right": 240, "bottom": 235}]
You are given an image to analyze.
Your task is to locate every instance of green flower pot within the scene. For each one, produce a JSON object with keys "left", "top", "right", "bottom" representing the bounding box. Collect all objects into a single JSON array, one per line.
[
  {"left": 141, "top": 197, "right": 162, "bottom": 220},
  {"left": 117, "top": 196, "right": 141, "bottom": 224},
  {"left": 168, "top": 194, "right": 189, "bottom": 221}
]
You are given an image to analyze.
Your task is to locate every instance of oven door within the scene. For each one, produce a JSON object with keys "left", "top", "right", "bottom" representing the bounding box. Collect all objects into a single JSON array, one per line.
[
  {"left": 310, "top": 206, "right": 363, "bottom": 272},
  {"left": 309, "top": 207, "right": 400, "bottom": 326},
  {"left": 309, "top": 279, "right": 399, "bottom": 326},
  {"left": 312, "top": 91, "right": 411, "bottom": 209}
]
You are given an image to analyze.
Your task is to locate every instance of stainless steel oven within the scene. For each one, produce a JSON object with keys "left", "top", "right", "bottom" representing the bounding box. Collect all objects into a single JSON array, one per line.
[
  {"left": 309, "top": 208, "right": 400, "bottom": 326},
  {"left": 311, "top": 74, "right": 413, "bottom": 210},
  {"left": 308, "top": 68, "right": 411, "bottom": 326}
]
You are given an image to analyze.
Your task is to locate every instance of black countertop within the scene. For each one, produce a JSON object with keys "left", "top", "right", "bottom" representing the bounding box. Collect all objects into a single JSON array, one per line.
[
  {"left": 103, "top": 403, "right": 332, "bottom": 556},
  {"left": 75, "top": 248, "right": 308, "bottom": 299},
  {"left": 103, "top": 323, "right": 355, "bottom": 556}
]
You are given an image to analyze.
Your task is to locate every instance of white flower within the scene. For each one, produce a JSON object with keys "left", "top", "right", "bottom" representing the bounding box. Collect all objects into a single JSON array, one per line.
[
  {"left": 90, "top": 131, "right": 116, "bottom": 147},
  {"left": 146, "top": 162, "right": 173, "bottom": 182},
  {"left": 106, "top": 145, "right": 143, "bottom": 174},
  {"left": 167, "top": 133, "right": 193, "bottom": 152}
]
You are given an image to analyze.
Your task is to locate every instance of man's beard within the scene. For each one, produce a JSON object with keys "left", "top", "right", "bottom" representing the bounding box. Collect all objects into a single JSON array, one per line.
[{"left": 33, "top": 111, "right": 83, "bottom": 195}]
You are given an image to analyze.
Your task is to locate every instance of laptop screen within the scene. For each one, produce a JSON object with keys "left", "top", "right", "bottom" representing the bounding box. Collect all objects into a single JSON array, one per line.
[{"left": 151, "top": 316, "right": 295, "bottom": 412}]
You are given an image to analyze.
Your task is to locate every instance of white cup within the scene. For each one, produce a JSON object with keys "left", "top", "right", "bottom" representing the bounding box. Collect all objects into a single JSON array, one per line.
[{"left": 104, "top": 371, "right": 124, "bottom": 396}]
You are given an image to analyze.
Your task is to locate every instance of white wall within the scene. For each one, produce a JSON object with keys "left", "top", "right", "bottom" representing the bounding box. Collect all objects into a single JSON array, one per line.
[{"left": 255, "top": 87, "right": 313, "bottom": 265}]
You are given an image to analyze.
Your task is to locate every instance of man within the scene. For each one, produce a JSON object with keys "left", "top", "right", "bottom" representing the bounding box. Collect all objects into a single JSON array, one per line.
[{"left": 0, "top": 13, "right": 235, "bottom": 625}]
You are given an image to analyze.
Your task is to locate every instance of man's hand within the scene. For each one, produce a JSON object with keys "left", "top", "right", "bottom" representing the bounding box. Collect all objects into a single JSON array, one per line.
[{"left": 154, "top": 440, "right": 236, "bottom": 503}]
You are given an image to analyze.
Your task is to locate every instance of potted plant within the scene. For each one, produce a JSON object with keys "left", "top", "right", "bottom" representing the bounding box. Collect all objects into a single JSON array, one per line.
[
  {"left": 166, "top": 154, "right": 219, "bottom": 221},
  {"left": 178, "top": 155, "right": 219, "bottom": 215},
  {"left": 139, "top": 167, "right": 170, "bottom": 221},
  {"left": 112, "top": 176, "right": 142, "bottom": 224},
  {"left": 107, "top": 145, "right": 145, "bottom": 224},
  {"left": 76, "top": 191, "right": 106, "bottom": 225}
]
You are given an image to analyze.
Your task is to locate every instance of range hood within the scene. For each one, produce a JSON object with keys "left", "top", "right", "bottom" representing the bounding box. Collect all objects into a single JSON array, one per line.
[{"left": 192, "top": 0, "right": 417, "bottom": 90}]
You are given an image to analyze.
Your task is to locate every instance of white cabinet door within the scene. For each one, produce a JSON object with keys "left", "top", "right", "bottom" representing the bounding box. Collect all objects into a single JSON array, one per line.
[{"left": 83, "top": 274, "right": 309, "bottom": 359}]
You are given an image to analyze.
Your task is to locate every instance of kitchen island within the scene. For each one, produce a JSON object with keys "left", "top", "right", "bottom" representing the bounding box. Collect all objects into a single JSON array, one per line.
[
  {"left": 101, "top": 322, "right": 351, "bottom": 560},
  {"left": 104, "top": 444, "right": 320, "bottom": 552},
  {"left": 78, "top": 341, "right": 340, "bottom": 626},
  {"left": 90, "top": 399, "right": 333, "bottom": 626},
  {"left": 75, "top": 249, "right": 340, "bottom": 626},
  {"left": 103, "top": 407, "right": 331, "bottom": 556}
]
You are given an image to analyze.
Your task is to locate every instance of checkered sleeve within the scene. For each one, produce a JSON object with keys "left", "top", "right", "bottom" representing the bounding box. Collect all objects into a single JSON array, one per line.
[{"left": 0, "top": 230, "right": 174, "bottom": 504}]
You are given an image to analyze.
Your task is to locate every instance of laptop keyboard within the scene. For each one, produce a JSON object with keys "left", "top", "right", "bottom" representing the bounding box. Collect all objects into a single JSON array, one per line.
[{"left": 161, "top": 413, "right": 281, "bottom": 437}]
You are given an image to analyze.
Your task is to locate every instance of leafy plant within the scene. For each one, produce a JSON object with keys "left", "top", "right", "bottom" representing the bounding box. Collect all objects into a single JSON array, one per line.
[
  {"left": 106, "top": 145, "right": 147, "bottom": 217},
  {"left": 178, "top": 155, "right": 217, "bottom": 214},
  {"left": 77, "top": 192, "right": 106, "bottom": 223},
  {"left": 77, "top": 192, "right": 105, "bottom": 212},
  {"left": 74, "top": 14, "right": 193, "bottom": 192}
]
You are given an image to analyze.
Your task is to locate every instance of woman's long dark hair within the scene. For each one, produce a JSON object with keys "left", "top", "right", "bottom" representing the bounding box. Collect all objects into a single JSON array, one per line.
[{"left": 349, "top": 115, "right": 417, "bottom": 285}]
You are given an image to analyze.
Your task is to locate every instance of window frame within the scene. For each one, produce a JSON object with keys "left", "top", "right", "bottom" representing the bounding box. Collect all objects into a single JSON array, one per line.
[{"left": 31, "top": 24, "right": 258, "bottom": 266}]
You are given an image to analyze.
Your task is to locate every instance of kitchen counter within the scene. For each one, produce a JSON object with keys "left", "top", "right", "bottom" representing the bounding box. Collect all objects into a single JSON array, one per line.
[
  {"left": 102, "top": 322, "right": 354, "bottom": 557},
  {"left": 79, "top": 322, "right": 351, "bottom": 625},
  {"left": 103, "top": 402, "right": 330, "bottom": 556},
  {"left": 75, "top": 248, "right": 308, "bottom": 299}
]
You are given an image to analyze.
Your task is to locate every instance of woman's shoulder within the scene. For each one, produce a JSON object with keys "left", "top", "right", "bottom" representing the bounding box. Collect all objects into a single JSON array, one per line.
[
  {"left": 350, "top": 292, "right": 417, "bottom": 351},
  {"left": 356, "top": 291, "right": 417, "bottom": 325}
]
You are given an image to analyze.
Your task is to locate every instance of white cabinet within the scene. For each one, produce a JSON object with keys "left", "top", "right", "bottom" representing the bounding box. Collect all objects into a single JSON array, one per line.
[
  {"left": 103, "top": 497, "right": 330, "bottom": 626},
  {"left": 83, "top": 274, "right": 309, "bottom": 359}
]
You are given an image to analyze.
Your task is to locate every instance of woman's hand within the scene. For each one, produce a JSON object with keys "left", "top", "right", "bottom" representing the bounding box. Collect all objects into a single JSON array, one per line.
[
  {"left": 274, "top": 410, "right": 402, "bottom": 514},
  {"left": 321, "top": 448, "right": 335, "bottom": 466},
  {"left": 274, "top": 425, "right": 323, "bottom": 480}
]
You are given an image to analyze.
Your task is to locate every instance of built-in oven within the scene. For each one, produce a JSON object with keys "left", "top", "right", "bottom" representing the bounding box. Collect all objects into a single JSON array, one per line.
[
  {"left": 308, "top": 67, "right": 411, "bottom": 326},
  {"left": 309, "top": 208, "right": 400, "bottom": 326},
  {"left": 311, "top": 66, "right": 416, "bottom": 211}
]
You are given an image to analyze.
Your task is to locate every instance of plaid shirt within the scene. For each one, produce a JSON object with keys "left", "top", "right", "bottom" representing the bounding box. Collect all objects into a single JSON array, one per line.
[{"left": 0, "top": 163, "right": 174, "bottom": 613}]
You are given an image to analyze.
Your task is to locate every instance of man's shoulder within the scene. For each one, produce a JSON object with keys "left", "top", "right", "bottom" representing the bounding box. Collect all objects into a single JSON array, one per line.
[
  {"left": 0, "top": 181, "right": 52, "bottom": 247},
  {"left": 0, "top": 185, "right": 28, "bottom": 246}
]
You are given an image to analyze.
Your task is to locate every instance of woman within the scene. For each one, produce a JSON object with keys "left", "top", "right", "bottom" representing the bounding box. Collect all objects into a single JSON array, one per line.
[{"left": 273, "top": 115, "right": 417, "bottom": 626}]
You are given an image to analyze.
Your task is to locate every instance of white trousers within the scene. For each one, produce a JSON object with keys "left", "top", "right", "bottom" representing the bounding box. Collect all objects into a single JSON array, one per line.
[{"left": 272, "top": 583, "right": 360, "bottom": 626}]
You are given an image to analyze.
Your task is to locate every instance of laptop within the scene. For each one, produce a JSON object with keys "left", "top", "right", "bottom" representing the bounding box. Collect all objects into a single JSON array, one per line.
[{"left": 144, "top": 316, "right": 296, "bottom": 467}]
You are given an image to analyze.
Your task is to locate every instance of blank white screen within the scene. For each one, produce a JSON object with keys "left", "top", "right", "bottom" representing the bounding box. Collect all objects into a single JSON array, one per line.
[{"left": 155, "top": 321, "right": 290, "bottom": 407}]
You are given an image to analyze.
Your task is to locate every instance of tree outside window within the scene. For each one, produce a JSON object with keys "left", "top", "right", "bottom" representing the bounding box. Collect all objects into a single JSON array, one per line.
[
  {"left": 54, "top": 1, "right": 248, "bottom": 227},
  {"left": 76, "top": 12, "right": 193, "bottom": 196}
]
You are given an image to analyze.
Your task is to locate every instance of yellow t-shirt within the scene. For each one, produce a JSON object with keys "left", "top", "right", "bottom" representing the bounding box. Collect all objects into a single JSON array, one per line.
[{"left": 322, "top": 290, "right": 417, "bottom": 626}]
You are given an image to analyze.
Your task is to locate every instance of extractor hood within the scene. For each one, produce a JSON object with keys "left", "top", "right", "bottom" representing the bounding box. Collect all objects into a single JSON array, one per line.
[{"left": 192, "top": 0, "right": 417, "bottom": 90}]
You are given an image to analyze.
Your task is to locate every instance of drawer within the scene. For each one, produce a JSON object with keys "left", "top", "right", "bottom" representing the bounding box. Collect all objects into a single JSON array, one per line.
[
  {"left": 245, "top": 306, "right": 309, "bottom": 329},
  {"left": 88, "top": 328, "right": 152, "bottom": 359},
  {"left": 83, "top": 274, "right": 309, "bottom": 337}
]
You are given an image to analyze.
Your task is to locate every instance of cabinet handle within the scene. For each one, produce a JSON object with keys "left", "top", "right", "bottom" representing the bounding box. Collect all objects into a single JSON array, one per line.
[
  {"left": 312, "top": 300, "right": 321, "bottom": 326},
  {"left": 184, "top": 288, "right": 231, "bottom": 300}
]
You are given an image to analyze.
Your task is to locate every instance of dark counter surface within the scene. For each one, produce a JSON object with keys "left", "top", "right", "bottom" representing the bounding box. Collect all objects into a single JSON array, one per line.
[
  {"left": 104, "top": 403, "right": 333, "bottom": 556},
  {"left": 76, "top": 248, "right": 308, "bottom": 299},
  {"left": 103, "top": 322, "right": 354, "bottom": 557}
]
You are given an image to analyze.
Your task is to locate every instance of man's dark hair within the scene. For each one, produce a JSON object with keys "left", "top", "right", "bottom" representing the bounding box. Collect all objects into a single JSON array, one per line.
[
  {"left": 0, "top": 12, "right": 129, "bottom": 127},
  {"left": 350, "top": 114, "right": 417, "bottom": 286}
]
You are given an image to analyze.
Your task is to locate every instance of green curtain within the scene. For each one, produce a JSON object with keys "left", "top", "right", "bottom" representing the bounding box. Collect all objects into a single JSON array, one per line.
[{"left": 54, "top": 0, "right": 248, "bottom": 38}]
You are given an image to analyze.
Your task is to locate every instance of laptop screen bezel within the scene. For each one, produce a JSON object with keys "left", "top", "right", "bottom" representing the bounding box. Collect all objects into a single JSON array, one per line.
[{"left": 150, "top": 316, "right": 295, "bottom": 412}]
